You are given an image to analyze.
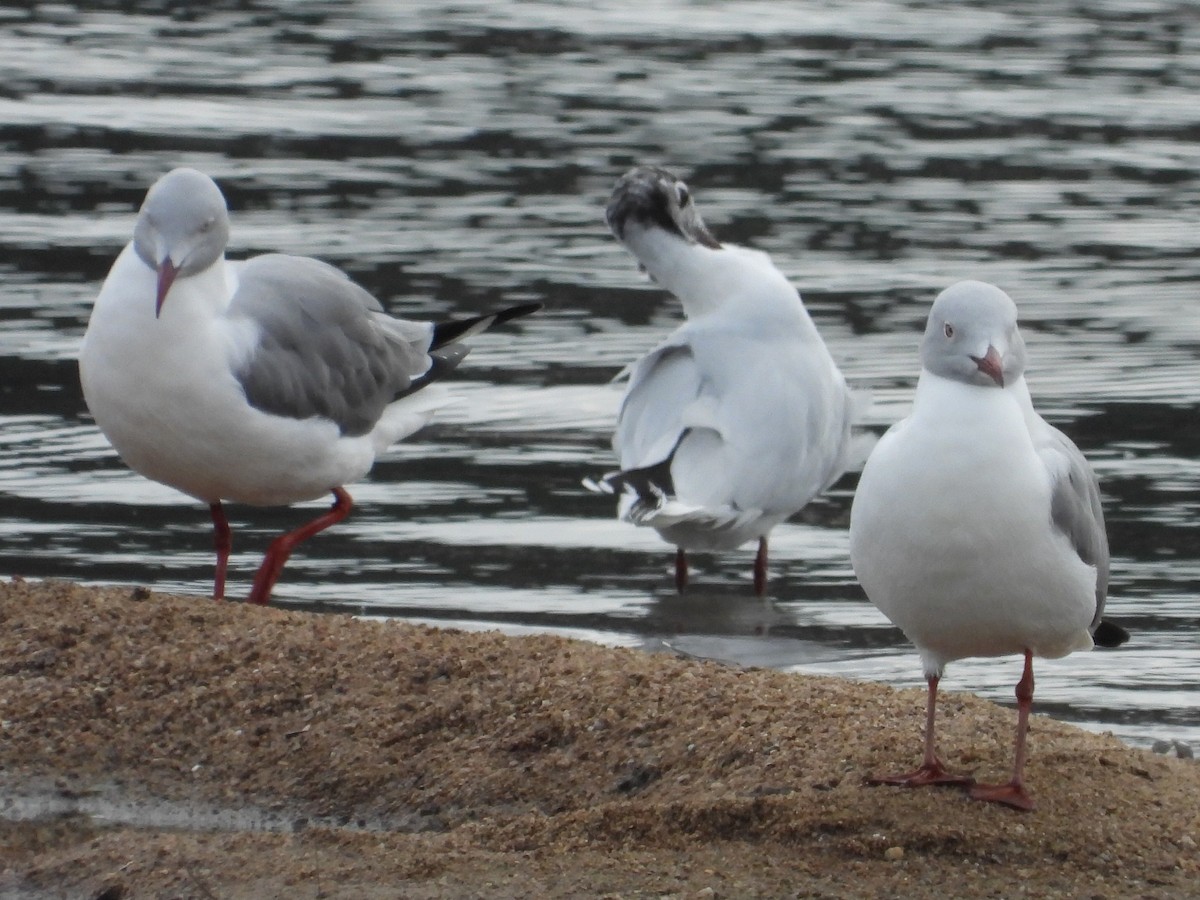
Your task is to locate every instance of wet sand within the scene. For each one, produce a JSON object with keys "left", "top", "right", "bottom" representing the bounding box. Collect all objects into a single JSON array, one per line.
[{"left": 0, "top": 578, "right": 1196, "bottom": 898}]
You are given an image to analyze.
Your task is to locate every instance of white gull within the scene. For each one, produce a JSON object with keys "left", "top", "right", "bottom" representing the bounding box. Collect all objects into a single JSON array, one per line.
[
  {"left": 849, "top": 279, "right": 1128, "bottom": 811},
  {"left": 586, "top": 166, "right": 852, "bottom": 595},
  {"left": 80, "top": 167, "right": 537, "bottom": 604}
]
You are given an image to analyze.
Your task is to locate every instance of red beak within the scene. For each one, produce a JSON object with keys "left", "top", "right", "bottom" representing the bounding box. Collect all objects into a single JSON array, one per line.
[
  {"left": 156, "top": 258, "right": 179, "bottom": 318},
  {"left": 971, "top": 346, "right": 1004, "bottom": 387}
]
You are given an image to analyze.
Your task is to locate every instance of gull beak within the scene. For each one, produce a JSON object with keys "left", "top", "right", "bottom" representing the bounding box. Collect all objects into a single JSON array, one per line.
[
  {"left": 971, "top": 345, "right": 1004, "bottom": 387},
  {"left": 155, "top": 257, "right": 179, "bottom": 318}
]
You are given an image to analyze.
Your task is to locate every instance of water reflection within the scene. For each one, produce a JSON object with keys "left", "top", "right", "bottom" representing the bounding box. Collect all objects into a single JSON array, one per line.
[{"left": 0, "top": 1, "right": 1197, "bottom": 750}]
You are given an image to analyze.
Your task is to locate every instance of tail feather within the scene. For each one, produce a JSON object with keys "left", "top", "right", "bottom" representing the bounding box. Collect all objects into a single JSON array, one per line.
[
  {"left": 583, "top": 457, "right": 675, "bottom": 503},
  {"left": 431, "top": 302, "right": 542, "bottom": 350},
  {"left": 1093, "top": 619, "right": 1130, "bottom": 648}
]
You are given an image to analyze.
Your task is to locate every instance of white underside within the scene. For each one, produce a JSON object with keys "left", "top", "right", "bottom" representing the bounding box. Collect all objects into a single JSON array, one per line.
[
  {"left": 79, "top": 245, "right": 447, "bottom": 506},
  {"left": 849, "top": 372, "right": 1096, "bottom": 675}
]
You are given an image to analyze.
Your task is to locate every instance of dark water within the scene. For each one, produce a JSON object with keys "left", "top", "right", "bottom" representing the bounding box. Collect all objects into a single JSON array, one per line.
[{"left": 1, "top": 1, "right": 1198, "bottom": 751}]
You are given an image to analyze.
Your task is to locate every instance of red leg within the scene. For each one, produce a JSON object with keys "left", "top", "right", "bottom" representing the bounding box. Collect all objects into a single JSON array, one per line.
[
  {"left": 868, "top": 674, "right": 975, "bottom": 788},
  {"left": 753, "top": 536, "right": 768, "bottom": 596},
  {"left": 674, "top": 547, "right": 688, "bottom": 593},
  {"left": 209, "top": 501, "right": 231, "bottom": 601},
  {"left": 247, "top": 488, "right": 353, "bottom": 606},
  {"left": 970, "top": 650, "right": 1037, "bottom": 811}
]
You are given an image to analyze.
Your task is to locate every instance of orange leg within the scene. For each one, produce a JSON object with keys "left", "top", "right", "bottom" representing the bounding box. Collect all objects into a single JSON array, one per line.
[
  {"left": 209, "top": 501, "right": 232, "bottom": 601},
  {"left": 247, "top": 488, "right": 353, "bottom": 606},
  {"left": 674, "top": 547, "right": 688, "bottom": 593},
  {"left": 969, "top": 650, "right": 1037, "bottom": 811},
  {"left": 868, "top": 674, "right": 975, "bottom": 788}
]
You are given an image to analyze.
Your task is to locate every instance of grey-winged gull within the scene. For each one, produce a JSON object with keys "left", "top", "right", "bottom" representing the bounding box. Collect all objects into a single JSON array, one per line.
[
  {"left": 586, "top": 166, "right": 852, "bottom": 595},
  {"left": 849, "top": 279, "right": 1128, "bottom": 811},
  {"left": 80, "top": 167, "right": 538, "bottom": 605}
]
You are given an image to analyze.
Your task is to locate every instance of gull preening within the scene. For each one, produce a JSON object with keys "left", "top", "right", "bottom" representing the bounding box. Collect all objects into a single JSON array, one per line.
[
  {"left": 849, "top": 280, "right": 1128, "bottom": 810},
  {"left": 80, "top": 167, "right": 537, "bottom": 605},
  {"left": 587, "top": 166, "right": 852, "bottom": 595}
]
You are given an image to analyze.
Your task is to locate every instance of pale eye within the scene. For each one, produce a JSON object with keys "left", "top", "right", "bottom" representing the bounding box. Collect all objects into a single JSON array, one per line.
[
  {"left": 943, "top": 322, "right": 954, "bottom": 338},
  {"left": 675, "top": 183, "right": 690, "bottom": 207}
]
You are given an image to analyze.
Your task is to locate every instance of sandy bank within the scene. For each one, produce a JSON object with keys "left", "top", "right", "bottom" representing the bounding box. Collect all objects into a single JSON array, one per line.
[{"left": 0, "top": 579, "right": 1195, "bottom": 898}]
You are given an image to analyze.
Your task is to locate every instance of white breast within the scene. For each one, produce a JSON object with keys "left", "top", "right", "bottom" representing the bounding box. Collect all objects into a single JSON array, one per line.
[{"left": 849, "top": 373, "right": 1096, "bottom": 673}]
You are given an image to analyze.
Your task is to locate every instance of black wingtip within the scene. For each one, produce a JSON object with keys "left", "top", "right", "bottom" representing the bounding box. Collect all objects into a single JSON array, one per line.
[
  {"left": 494, "top": 301, "right": 542, "bottom": 324},
  {"left": 1093, "top": 619, "right": 1131, "bottom": 648},
  {"left": 394, "top": 345, "right": 470, "bottom": 400},
  {"left": 430, "top": 302, "right": 542, "bottom": 350},
  {"left": 586, "top": 457, "right": 676, "bottom": 505}
]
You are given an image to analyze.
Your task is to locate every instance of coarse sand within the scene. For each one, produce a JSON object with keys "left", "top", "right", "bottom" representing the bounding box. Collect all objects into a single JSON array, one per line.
[{"left": 0, "top": 578, "right": 1196, "bottom": 898}]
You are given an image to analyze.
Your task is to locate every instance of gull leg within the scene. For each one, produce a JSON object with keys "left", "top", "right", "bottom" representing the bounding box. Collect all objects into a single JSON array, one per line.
[
  {"left": 753, "top": 536, "right": 768, "bottom": 596},
  {"left": 868, "top": 674, "right": 975, "bottom": 788},
  {"left": 970, "top": 650, "right": 1037, "bottom": 811},
  {"left": 209, "top": 501, "right": 232, "bottom": 601},
  {"left": 674, "top": 547, "right": 688, "bottom": 593},
  {"left": 247, "top": 488, "right": 353, "bottom": 606}
]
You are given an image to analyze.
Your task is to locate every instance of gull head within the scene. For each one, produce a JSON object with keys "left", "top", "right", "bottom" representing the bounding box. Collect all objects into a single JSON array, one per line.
[
  {"left": 605, "top": 166, "right": 721, "bottom": 252},
  {"left": 133, "top": 167, "right": 230, "bottom": 317},
  {"left": 920, "top": 280, "right": 1027, "bottom": 389}
]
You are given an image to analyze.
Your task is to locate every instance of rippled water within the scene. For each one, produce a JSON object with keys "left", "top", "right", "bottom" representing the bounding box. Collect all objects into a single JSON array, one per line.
[{"left": 1, "top": 1, "right": 1198, "bottom": 751}]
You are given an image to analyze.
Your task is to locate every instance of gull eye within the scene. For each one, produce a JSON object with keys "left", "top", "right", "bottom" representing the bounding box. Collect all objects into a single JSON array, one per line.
[
  {"left": 675, "top": 183, "right": 690, "bottom": 207},
  {"left": 199, "top": 217, "right": 215, "bottom": 233},
  {"left": 943, "top": 322, "right": 954, "bottom": 338}
]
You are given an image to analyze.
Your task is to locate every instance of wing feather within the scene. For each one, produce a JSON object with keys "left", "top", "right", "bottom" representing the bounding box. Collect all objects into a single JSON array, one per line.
[
  {"left": 1035, "top": 420, "right": 1111, "bottom": 629},
  {"left": 228, "top": 254, "right": 433, "bottom": 436},
  {"left": 615, "top": 341, "right": 708, "bottom": 471}
]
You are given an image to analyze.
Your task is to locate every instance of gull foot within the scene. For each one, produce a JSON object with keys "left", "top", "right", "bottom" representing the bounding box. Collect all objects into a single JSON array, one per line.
[
  {"left": 969, "top": 780, "right": 1036, "bottom": 811},
  {"left": 867, "top": 761, "right": 975, "bottom": 788}
]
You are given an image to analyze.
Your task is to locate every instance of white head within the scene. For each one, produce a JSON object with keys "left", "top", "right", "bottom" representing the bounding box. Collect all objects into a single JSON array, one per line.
[
  {"left": 133, "top": 167, "right": 230, "bottom": 317},
  {"left": 920, "top": 280, "right": 1027, "bottom": 388}
]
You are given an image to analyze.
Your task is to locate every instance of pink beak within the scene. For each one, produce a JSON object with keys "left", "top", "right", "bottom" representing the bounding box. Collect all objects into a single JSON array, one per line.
[
  {"left": 971, "top": 345, "right": 1004, "bottom": 387},
  {"left": 156, "top": 258, "right": 179, "bottom": 318}
]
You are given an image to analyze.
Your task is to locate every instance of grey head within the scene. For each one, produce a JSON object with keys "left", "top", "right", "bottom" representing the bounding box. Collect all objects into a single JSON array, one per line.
[
  {"left": 605, "top": 166, "right": 721, "bottom": 250},
  {"left": 920, "top": 280, "right": 1027, "bottom": 388},
  {"left": 133, "top": 167, "right": 231, "bottom": 317}
]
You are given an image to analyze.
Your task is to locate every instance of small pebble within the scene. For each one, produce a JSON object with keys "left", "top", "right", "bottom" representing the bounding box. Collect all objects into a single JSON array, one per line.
[{"left": 884, "top": 846, "right": 904, "bottom": 862}]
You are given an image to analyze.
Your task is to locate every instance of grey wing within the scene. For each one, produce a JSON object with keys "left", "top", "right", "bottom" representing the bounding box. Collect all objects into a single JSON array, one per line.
[
  {"left": 228, "top": 254, "right": 434, "bottom": 437},
  {"left": 1039, "top": 421, "right": 1110, "bottom": 628},
  {"left": 615, "top": 341, "right": 705, "bottom": 474},
  {"left": 583, "top": 342, "right": 700, "bottom": 501}
]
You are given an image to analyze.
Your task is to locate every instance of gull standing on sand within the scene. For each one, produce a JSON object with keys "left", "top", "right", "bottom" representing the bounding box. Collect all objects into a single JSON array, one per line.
[
  {"left": 849, "top": 280, "right": 1128, "bottom": 810},
  {"left": 80, "top": 167, "right": 537, "bottom": 605},
  {"left": 587, "top": 166, "right": 852, "bottom": 595}
]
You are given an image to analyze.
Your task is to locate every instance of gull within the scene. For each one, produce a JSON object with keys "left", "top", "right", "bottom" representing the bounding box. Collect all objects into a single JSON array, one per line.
[
  {"left": 849, "top": 280, "right": 1129, "bottom": 811},
  {"left": 586, "top": 166, "right": 852, "bottom": 595},
  {"left": 80, "top": 167, "right": 538, "bottom": 605}
]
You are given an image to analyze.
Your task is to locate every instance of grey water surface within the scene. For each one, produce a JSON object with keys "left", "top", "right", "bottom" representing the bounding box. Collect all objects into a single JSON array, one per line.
[{"left": 1, "top": 0, "right": 1198, "bottom": 751}]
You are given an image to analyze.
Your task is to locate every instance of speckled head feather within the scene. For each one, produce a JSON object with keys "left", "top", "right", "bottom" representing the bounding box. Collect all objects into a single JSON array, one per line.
[{"left": 605, "top": 166, "right": 721, "bottom": 250}]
